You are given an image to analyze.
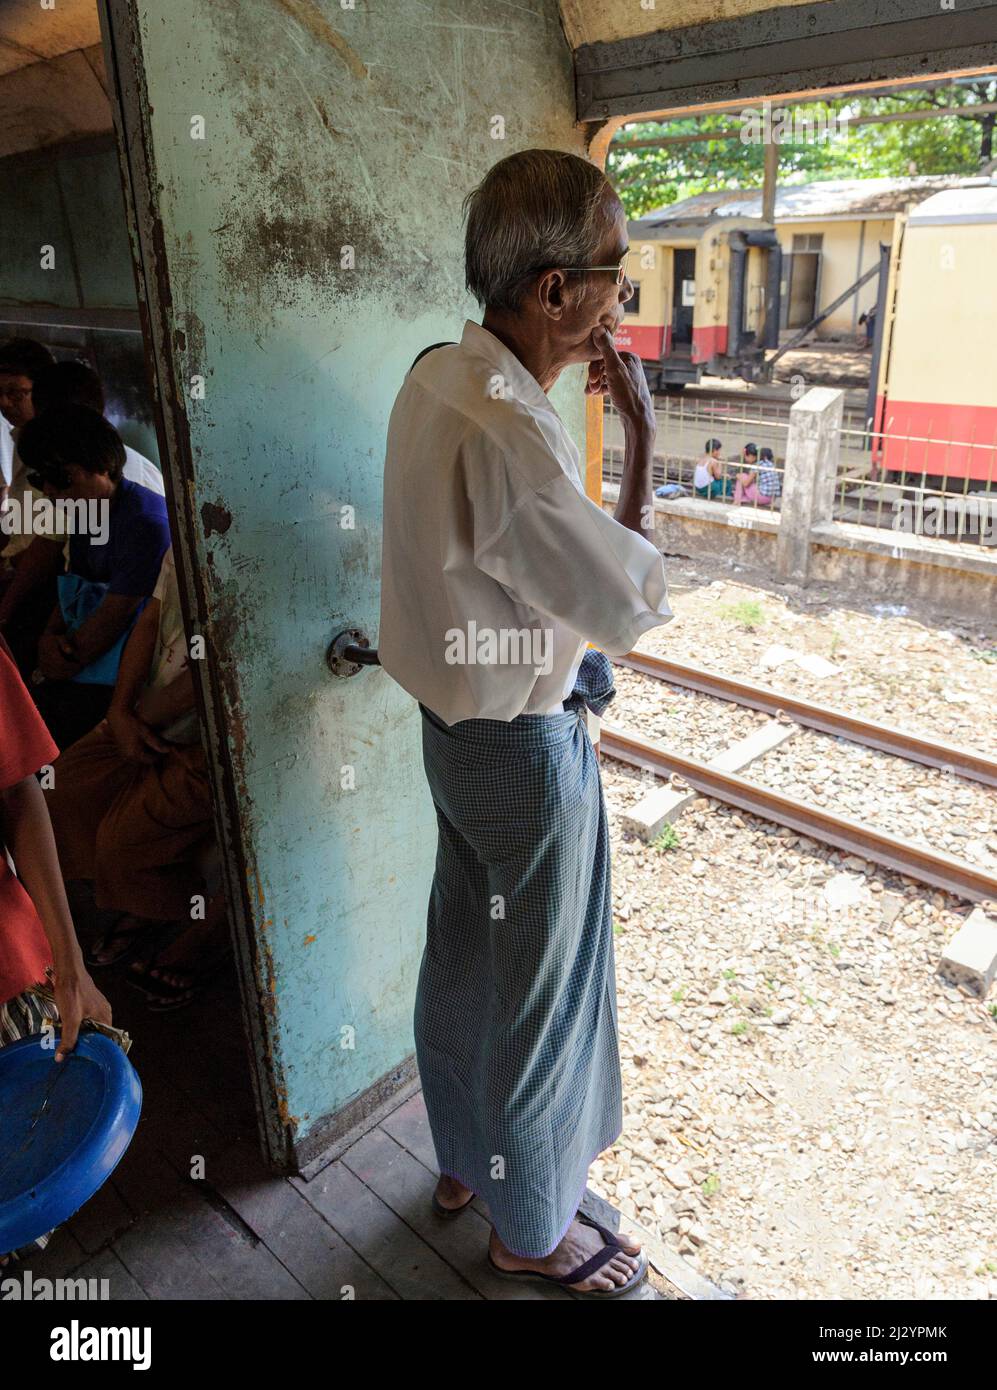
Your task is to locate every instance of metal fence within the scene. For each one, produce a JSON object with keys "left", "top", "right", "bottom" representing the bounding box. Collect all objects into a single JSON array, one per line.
[
  {"left": 604, "top": 395, "right": 997, "bottom": 545},
  {"left": 834, "top": 420, "right": 997, "bottom": 547}
]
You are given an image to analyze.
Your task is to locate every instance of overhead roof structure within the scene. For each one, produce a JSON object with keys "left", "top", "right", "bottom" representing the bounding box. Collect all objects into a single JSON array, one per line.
[
  {"left": 633, "top": 174, "right": 992, "bottom": 226},
  {"left": 908, "top": 183, "right": 997, "bottom": 222},
  {"left": 566, "top": 0, "right": 997, "bottom": 122},
  {"left": 0, "top": 0, "right": 109, "bottom": 159}
]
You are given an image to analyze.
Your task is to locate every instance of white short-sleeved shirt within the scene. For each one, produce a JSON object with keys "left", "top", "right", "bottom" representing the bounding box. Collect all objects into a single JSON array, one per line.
[{"left": 378, "top": 319, "right": 672, "bottom": 725}]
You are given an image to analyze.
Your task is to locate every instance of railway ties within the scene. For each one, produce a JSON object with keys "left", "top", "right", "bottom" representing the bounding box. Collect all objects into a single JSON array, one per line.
[{"left": 603, "top": 651, "right": 997, "bottom": 904}]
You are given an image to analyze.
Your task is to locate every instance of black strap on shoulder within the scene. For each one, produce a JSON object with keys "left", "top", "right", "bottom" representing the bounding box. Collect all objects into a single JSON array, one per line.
[{"left": 408, "top": 341, "right": 457, "bottom": 373}]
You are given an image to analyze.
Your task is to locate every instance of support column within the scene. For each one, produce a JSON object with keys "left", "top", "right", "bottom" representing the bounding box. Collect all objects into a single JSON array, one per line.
[{"left": 775, "top": 386, "right": 844, "bottom": 585}]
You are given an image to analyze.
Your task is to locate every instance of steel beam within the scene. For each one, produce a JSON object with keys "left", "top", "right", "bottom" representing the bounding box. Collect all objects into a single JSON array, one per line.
[
  {"left": 612, "top": 651, "right": 997, "bottom": 789},
  {"left": 601, "top": 722, "right": 997, "bottom": 902},
  {"left": 576, "top": 0, "right": 997, "bottom": 120}
]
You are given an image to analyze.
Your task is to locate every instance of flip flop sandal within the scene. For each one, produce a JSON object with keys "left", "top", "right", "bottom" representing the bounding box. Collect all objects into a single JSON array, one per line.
[
  {"left": 431, "top": 1189, "right": 476, "bottom": 1218},
  {"left": 84, "top": 919, "right": 150, "bottom": 968},
  {"left": 142, "top": 972, "right": 203, "bottom": 1012},
  {"left": 487, "top": 1212, "right": 649, "bottom": 1299}
]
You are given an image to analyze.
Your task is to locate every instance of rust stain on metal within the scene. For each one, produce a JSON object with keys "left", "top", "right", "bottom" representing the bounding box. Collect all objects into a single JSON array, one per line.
[
  {"left": 303, "top": 934, "right": 317, "bottom": 945},
  {"left": 274, "top": 0, "right": 369, "bottom": 79},
  {"left": 201, "top": 501, "right": 233, "bottom": 537}
]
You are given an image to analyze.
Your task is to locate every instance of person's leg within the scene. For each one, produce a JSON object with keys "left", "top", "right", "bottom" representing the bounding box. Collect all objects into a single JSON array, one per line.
[
  {"left": 417, "top": 708, "right": 642, "bottom": 1293},
  {"left": 414, "top": 793, "right": 489, "bottom": 1213},
  {"left": 44, "top": 721, "right": 138, "bottom": 884},
  {"left": 127, "top": 890, "right": 229, "bottom": 1010},
  {"left": 92, "top": 742, "right": 213, "bottom": 921},
  {"left": 42, "top": 721, "right": 144, "bottom": 964}
]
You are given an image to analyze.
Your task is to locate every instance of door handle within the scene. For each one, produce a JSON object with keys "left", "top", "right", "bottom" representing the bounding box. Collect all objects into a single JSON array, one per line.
[{"left": 327, "top": 627, "right": 380, "bottom": 676}]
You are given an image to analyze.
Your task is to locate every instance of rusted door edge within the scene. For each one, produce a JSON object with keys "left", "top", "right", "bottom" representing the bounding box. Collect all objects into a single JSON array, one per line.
[
  {"left": 602, "top": 723, "right": 997, "bottom": 903},
  {"left": 96, "top": 0, "right": 290, "bottom": 1169},
  {"left": 614, "top": 650, "right": 997, "bottom": 789}
]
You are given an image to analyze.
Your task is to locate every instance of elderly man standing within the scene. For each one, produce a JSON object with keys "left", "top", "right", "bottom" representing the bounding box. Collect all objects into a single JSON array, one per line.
[{"left": 378, "top": 150, "right": 672, "bottom": 1298}]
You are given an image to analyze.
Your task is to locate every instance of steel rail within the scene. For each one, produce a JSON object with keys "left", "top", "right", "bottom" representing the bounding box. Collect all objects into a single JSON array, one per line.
[
  {"left": 612, "top": 650, "right": 997, "bottom": 789},
  {"left": 600, "top": 723, "right": 997, "bottom": 903}
]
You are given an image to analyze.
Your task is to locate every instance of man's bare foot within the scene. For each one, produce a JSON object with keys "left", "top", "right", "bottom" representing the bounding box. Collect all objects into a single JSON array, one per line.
[
  {"left": 434, "top": 1174, "right": 473, "bottom": 1211},
  {"left": 489, "top": 1217, "right": 643, "bottom": 1293}
]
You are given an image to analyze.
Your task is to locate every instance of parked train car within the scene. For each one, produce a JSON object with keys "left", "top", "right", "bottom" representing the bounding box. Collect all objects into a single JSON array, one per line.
[
  {"left": 615, "top": 215, "right": 782, "bottom": 390},
  {"left": 873, "top": 184, "right": 997, "bottom": 487}
]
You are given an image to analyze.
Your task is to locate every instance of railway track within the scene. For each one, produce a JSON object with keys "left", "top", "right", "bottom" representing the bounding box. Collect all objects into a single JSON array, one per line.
[{"left": 601, "top": 651, "right": 997, "bottom": 904}]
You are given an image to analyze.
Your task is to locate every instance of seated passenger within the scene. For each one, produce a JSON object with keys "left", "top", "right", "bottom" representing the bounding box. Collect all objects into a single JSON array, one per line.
[
  {"left": 16, "top": 406, "right": 171, "bottom": 749},
  {"left": 44, "top": 547, "right": 225, "bottom": 1011},
  {"left": 31, "top": 361, "right": 165, "bottom": 497},
  {"left": 0, "top": 359, "right": 166, "bottom": 679}
]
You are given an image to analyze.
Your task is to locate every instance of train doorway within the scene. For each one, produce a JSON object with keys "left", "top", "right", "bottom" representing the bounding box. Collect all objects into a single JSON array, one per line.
[
  {"left": 783, "top": 251, "right": 820, "bottom": 330},
  {"left": 671, "top": 248, "right": 696, "bottom": 346},
  {"left": 0, "top": 0, "right": 260, "bottom": 1171}
]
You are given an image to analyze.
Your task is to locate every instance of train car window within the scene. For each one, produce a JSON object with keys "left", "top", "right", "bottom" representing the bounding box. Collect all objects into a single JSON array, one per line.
[{"left": 624, "top": 283, "right": 641, "bottom": 314}]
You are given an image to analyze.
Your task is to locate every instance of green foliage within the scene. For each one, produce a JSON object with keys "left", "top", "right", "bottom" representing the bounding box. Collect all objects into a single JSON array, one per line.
[
  {"left": 653, "top": 823, "right": 681, "bottom": 852},
  {"left": 610, "top": 82, "right": 997, "bottom": 219},
  {"left": 719, "top": 599, "right": 766, "bottom": 630}
]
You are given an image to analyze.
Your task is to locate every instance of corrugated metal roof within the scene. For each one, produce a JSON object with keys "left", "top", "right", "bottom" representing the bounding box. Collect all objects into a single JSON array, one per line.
[{"left": 634, "top": 175, "right": 989, "bottom": 226}]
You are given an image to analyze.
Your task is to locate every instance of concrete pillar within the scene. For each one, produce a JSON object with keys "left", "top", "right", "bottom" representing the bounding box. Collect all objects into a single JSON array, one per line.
[{"left": 775, "top": 386, "right": 844, "bottom": 585}]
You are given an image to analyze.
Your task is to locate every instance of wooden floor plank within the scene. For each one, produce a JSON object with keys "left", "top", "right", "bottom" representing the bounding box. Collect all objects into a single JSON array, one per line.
[
  {"left": 342, "top": 1125, "right": 570, "bottom": 1301},
  {"left": 12, "top": 1225, "right": 86, "bottom": 1279},
  {"left": 67, "top": 1175, "right": 136, "bottom": 1254},
  {"left": 209, "top": 1140, "right": 397, "bottom": 1301},
  {"left": 378, "top": 1091, "right": 436, "bottom": 1168},
  {"left": 379, "top": 1090, "right": 491, "bottom": 1222},
  {"left": 112, "top": 1145, "right": 309, "bottom": 1301},
  {"left": 72, "top": 1247, "right": 149, "bottom": 1300},
  {"left": 292, "top": 1160, "right": 480, "bottom": 1301}
]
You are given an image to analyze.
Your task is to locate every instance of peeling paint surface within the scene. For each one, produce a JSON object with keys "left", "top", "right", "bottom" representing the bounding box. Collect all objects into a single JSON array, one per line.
[{"left": 132, "top": 0, "right": 588, "bottom": 1146}]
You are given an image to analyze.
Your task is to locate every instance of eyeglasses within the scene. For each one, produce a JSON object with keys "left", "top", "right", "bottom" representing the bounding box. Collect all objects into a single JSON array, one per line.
[{"left": 561, "top": 250, "right": 631, "bottom": 286}]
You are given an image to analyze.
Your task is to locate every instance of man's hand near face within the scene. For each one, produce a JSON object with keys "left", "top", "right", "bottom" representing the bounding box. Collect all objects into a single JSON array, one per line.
[
  {"left": 586, "top": 326, "right": 656, "bottom": 540},
  {"left": 585, "top": 325, "right": 656, "bottom": 434}
]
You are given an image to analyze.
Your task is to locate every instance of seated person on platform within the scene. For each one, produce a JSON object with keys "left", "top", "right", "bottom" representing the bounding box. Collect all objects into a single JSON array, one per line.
[
  {"left": 693, "top": 437, "right": 732, "bottom": 498},
  {"left": 45, "top": 546, "right": 225, "bottom": 1012},
  {"left": 735, "top": 443, "right": 782, "bottom": 507},
  {"left": 756, "top": 446, "right": 782, "bottom": 504},
  {"left": 734, "top": 441, "right": 760, "bottom": 504},
  {"left": 0, "top": 633, "right": 111, "bottom": 1262},
  {"left": 0, "top": 358, "right": 165, "bottom": 680},
  {"left": 16, "top": 406, "right": 171, "bottom": 750}
]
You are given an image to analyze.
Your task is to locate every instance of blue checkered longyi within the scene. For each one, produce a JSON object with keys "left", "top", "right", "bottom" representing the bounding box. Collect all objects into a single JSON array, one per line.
[{"left": 414, "top": 651, "right": 622, "bottom": 1257}]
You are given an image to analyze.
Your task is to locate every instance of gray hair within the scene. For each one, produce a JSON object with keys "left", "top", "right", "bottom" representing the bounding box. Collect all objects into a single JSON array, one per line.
[{"left": 463, "top": 149, "right": 613, "bottom": 312}]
